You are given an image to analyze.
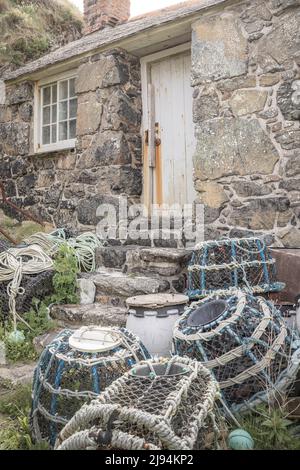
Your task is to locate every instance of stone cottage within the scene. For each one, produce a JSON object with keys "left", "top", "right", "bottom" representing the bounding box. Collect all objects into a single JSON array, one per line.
[{"left": 0, "top": 0, "right": 299, "bottom": 248}]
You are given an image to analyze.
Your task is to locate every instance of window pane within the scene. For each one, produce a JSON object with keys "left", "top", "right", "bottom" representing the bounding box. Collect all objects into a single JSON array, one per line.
[
  {"left": 43, "top": 106, "right": 51, "bottom": 125},
  {"left": 52, "top": 104, "right": 57, "bottom": 123},
  {"left": 59, "top": 121, "right": 68, "bottom": 141},
  {"left": 52, "top": 84, "right": 57, "bottom": 103},
  {"left": 43, "top": 87, "right": 51, "bottom": 105},
  {"left": 59, "top": 101, "right": 68, "bottom": 121},
  {"left": 59, "top": 80, "right": 68, "bottom": 100},
  {"left": 69, "top": 78, "right": 76, "bottom": 97},
  {"left": 69, "top": 119, "right": 76, "bottom": 139},
  {"left": 42, "top": 126, "right": 50, "bottom": 145},
  {"left": 51, "top": 124, "right": 57, "bottom": 143},
  {"left": 69, "top": 98, "right": 77, "bottom": 119}
]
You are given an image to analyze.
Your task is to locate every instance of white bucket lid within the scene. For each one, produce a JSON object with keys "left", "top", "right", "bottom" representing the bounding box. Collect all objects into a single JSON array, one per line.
[
  {"left": 126, "top": 293, "right": 189, "bottom": 309},
  {"left": 69, "top": 326, "right": 122, "bottom": 353}
]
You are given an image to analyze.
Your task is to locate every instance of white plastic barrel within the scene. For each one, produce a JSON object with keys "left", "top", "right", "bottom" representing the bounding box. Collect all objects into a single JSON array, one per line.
[
  {"left": 296, "top": 298, "right": 300, "bottom": 333},
  {"left": 126, "top": 294, "right": 189, "bottom": 358}
]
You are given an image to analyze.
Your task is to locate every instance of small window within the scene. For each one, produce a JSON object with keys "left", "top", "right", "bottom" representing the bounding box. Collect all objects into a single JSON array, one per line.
[{"left": 36, "top": 73, "right": 77, "bottom": 153}]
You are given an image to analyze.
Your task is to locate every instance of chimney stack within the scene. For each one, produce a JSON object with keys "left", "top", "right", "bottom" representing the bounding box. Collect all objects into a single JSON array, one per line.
[{"left": 83, "top": 0, "right": 131, "bottom": 35}]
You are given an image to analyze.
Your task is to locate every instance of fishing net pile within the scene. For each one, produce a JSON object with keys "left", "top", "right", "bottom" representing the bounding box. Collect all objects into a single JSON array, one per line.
[
  {"left": 187, "top": 237, "right": 284, "bottom": 299},
  {"left": 55, "top": 356, "right": 219, "bottom": 451},
  {"left": 173, "top": 292, "right": 300, "bottom": 413},
  {"left": 31, "top": 327, "right": 150, "bottom": 447}
]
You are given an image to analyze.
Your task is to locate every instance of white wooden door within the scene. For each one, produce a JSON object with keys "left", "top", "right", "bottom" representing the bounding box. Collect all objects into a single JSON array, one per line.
[{"left": 142, "top": 47, "right": 196, "bottom": 208}]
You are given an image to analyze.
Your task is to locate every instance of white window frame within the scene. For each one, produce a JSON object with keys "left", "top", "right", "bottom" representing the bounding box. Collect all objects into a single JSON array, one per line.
[{"left": 34, "top": 69, "right": 77, "bottom": 154}]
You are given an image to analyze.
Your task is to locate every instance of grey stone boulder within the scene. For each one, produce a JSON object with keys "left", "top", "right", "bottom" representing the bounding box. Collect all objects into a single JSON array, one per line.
[
  {"left": 0, "top": 363, "right": 36, "bottom": 388},
  {"left": 194, "top": 118, "right": 280, "bottom": 181},
  {"left": 50, "top": 303, "right": 127, "bottom": 328},
  {"left": 83, "top": 270, "right": 170, "bottom": 297},
  {"left": 78, "top": 278, "right": 96, "bottom": 305},
  {"left": 125, "top": 248, "right": 191, "bottom": 277}
]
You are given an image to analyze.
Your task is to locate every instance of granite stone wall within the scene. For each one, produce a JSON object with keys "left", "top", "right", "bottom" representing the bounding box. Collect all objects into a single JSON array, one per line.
[
  {"left": 1, "top": 0, "right": 299, "bottom": 248},
  {"left": 0, "top": 49, "right": 142, "bottom": 231},
  {"left": 192, "top": 0, "right": 300, "bottom": 247}
]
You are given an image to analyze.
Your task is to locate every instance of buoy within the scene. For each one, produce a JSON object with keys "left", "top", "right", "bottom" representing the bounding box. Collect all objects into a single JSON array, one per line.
[
  {"left": 228, "top": 429, "right": 254, "bottom": 450},
  {"left": 7, "top": 330, "right": 25, "bottom": 344}
]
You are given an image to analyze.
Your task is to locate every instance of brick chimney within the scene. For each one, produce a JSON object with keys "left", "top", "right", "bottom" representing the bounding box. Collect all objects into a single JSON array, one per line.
[{"left": 83, "top": 0, "right": 130, "bottom": 35}]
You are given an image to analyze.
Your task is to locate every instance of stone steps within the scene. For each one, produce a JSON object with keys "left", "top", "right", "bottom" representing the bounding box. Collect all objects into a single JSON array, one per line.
[
  {"left": 81, "top": 268, "right": 170, "bottom": 298},
  {"left": 96, "top": 245, "right": 192, "bottom": 272},
  {"left": 50, "top": 302, "right": 127, "bottom": 328},
  {"left": 93, "top": 246, "right": 191, "bottom": 296}
]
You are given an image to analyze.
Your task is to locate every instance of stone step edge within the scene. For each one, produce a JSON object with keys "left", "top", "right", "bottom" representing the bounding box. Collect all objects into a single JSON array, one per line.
[{"left": 50, "top": 302, "right": 128, "bottom": 328}]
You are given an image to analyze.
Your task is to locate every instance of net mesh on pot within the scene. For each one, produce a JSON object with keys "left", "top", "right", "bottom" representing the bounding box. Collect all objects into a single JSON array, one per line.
[
  {"left": 31, "top": 327, "right": 150, "bottom": 447},
  {"left": 55, "top": 356, "right": 219, "bottom": 451},
  {"left": 174, "top": 292, "right": 300, "bottom": 413},
  {"left": 187, "top": 237, "right": 284, "bottom": 299}
]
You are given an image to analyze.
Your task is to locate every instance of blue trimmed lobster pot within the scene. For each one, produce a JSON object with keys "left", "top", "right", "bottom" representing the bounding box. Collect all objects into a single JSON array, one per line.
[
  {"left": 187, "top": 237, "right": 285, "bottom": 299},
  {"left": 173, "top": 292, "right": 300, "bottom": 413},
  {"left": 31, "top": 326, "right": 150, "bottom": 446}
]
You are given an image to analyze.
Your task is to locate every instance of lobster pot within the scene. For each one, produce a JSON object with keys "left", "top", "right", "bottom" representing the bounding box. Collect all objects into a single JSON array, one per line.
[
  {"left": 31, "top": 326, "right": 150, "bottom": 447},
  {"left": 55, "top": 357, "right": 219, "bottom": 451},
  {"left": 0, "top": 270, "right": 54, "bottom": 324},
  {"left": 126, "top": 294, "right": 189, "bottom": 357},
  {"left": 174, "top": 292, "right": 300, "bottom": 413},
  {"left": 187, "top": 237, "right": 284, "bottom": 299}
]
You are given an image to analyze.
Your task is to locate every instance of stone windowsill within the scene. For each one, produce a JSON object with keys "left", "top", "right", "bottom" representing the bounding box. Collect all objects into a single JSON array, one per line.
[{"left": 28, "top": 148, "right": 76, "bottom": 159}]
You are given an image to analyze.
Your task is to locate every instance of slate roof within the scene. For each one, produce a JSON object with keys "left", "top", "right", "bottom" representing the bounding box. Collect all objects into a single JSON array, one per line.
[{"left": 3, "top": 0, "right": 227, "bottom": 82}]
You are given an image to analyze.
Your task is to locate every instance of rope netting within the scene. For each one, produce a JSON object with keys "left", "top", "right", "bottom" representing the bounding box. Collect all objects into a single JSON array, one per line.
[
  {"left": 25, "top": 230, "right": 102, "bottom": 272},
  {"left": 174, "top": 292, "right": 300, "bottom": 414},
  {"left": 55, "top": 356, "right": 220, "bottom": 451},
  {"left": 0, "top": 230, "right": 101, "bottom": 327},
  {"left": 31, "top": 327, "right": 150, "bottom": 447},
  {"left": 187, "top": 237, "right": 285, "bottom": 299}
]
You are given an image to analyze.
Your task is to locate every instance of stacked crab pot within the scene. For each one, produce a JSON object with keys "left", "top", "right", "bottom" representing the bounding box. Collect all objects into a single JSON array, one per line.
[
  {"left": 31, "top": 326, "right": 150, "bottom": 447},
  {"left": 173, "top": 292, "right": 300, "bottom": 413}
]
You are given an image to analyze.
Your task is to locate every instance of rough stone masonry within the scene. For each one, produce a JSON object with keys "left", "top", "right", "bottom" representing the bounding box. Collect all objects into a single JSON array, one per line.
[
  {"left": 0, "top": 0, "right": 299, "bottom": 248},
  {"left": 192, "top": 0, "right": 300, "bottom": 247},
  {"left": 0, "top": 49, "right": 142, "bottom": 231}
]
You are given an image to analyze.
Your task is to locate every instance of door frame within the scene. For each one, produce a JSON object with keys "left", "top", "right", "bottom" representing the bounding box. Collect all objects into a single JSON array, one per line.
[{"left": 140, "top": 43, "right": 192, "bottom": 209}]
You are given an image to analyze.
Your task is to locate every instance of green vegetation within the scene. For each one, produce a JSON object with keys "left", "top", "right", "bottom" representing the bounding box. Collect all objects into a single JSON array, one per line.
[
  {"left": 0, "top": 242, "right": 79, "bottom": 363},
  {"left": 0, "top": 0, "right": 82, "bottom": 69},
  {"left": 0, "top": 298, "right": 55, "bottom": 363},
  {"left": 237, "top": 404, "right": 300, "bottom": 450},
  {"left": 0, "top": 385, "right": 50, "bottom": 450},
  {"left": 51, "top": 243, "right": 80, "bottom": 305}
]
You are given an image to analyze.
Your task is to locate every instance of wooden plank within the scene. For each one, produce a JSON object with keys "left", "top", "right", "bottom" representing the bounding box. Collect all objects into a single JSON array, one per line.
[
  {"left": 149, "top": 51, "right": 195, "bottom": 207},
  {"left": 147, "top": 84, "right": 156, "bottom": 169},
  {"left": 147, "top": 84, "right": 156, "bottom": 209}
]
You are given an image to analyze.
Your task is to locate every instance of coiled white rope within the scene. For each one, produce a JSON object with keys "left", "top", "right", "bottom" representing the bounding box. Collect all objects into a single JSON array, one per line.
[
  {"left": 0, "top": 245, "right": 53, "bottom": 331},
  {"left": 25, "top": 232, "right": 102, "bottom": 272}
]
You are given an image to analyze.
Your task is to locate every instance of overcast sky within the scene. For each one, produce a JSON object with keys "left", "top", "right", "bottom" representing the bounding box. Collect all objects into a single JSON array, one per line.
[{"left": 69, "top": 0, "right": 182, "bottom": 16}]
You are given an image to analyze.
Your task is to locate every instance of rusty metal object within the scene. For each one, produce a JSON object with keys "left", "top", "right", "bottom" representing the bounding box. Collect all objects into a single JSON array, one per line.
[
  {"left": 144, "top": 122, "right": 163, "bottom": 208},
  {"left": 0, "top": 181, "right": 45, "bottom": 227},
  {"left": 270, "top": 248, "right": 300, "bottom": 303}
]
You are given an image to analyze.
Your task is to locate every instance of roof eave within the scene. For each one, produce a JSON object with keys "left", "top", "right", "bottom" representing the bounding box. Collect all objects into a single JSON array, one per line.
[{"left": 3, "top": 0, "right": 237, "bottom": 84}]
